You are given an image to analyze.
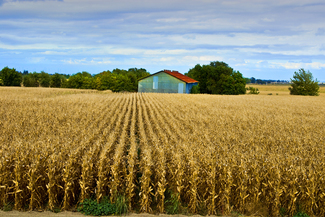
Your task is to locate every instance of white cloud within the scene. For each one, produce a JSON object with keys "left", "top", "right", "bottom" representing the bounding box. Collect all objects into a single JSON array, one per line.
[
  {"left": 273, "top": 61, "right": 325, "bottom": 70},
  {"left": 29, "top": 57, "right": 45, "bottom": 63},
  {"left": 1, "top": 0, "right": 325, "bottom": 79},
  {"left": 160, "top": 57, "right": 175, "bottom": 62},
  {"left": 183, "top": 55, "right": 223, "bottom": 62},
  {"left": 62, "top": 58, "right": 112, "bottom": 65},
  {"left": 156, "top": 18, "right": 187, "bottom": 23}
]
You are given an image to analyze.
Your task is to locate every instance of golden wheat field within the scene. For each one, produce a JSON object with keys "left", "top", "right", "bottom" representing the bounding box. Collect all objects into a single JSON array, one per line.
[{"left": 1, "top": 87, "right": 325, "bottom": 217}]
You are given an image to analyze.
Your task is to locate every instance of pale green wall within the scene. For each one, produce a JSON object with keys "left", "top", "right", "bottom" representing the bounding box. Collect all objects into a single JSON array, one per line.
[{"left": 138, "top": 72, "right": 186, "bottom": 93}]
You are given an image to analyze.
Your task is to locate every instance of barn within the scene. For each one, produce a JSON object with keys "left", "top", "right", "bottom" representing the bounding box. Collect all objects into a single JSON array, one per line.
[{"left": 138, "top": 70, "right": 198, "bottom": 94}]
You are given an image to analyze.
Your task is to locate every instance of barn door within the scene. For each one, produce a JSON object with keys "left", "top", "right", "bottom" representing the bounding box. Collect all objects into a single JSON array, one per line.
[
  {"left": 178, "top": 83, "right": 184, "bottom": 94},
  {"left": 153, "top": 76, "right": 158, "bottom": 89}
]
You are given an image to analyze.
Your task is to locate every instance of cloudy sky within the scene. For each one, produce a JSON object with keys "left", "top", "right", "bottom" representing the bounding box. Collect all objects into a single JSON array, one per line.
[{"left": 0, "top": 0, "right": 325, "bottom": 80}]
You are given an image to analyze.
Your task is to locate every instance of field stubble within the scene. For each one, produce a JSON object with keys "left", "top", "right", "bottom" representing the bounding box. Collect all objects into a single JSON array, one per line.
[{"left": 0, "top": 87, "right": 325, "bottom": 217}]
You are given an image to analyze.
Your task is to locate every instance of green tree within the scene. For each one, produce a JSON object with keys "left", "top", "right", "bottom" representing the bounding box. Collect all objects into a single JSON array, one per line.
[
  {"left": 127, "top": 68, "right": 150, "bottom": 80},
  {"left": 65, "top": 71, "right": 95, "bottom": 89},
  {"left": 289, "top": 68, "right": 319, "bottom": 96},
  {"left": 94, "top": 71, "right": 113, "bottom": 90},
  {"left": 23, "top": 72, "right": 40, "bottom": 87},
  {"left": 95, "top": 68, "right": 150, "bottom": 92},
  {"left": 65, "top": 73, "right": 84, "bottom": 88},
  {"left": 244, "top": 77, "right": 251, "bottom": 84},
  {"left": 39, "top": 71, "right": 51, "bottom": 87},
  {"left": 113, "top": 74, "right": 133, "bottom": 92},
  {"left": 50, "top": 73, "right": 66, "bottom": 88},
  {"left": 218, "top": 71, "right": 246, "bottom": 95},
  {"left": 190, "top": 84, "right": 200, "bottom": 94},
  {"left": 127, "top": 68, "right": 149, "bottom": 91},
  {"left": 0, "top": 78, "right": 3, "bottom": 86},
  {"left": 112, "top": 68, "right": 128, "bottom": 75},
  {"left": 186, "top": 61, "right": 246, "bottom": 95},
  {"left": 186, "top": 64, "right": 208, "bottom": 93},
  {"left": 0, "top": 67, "right": 22, "bottom": 86}
]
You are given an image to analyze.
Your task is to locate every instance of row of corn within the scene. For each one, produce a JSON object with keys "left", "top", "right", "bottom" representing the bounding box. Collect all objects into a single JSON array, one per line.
[{"left": 1, "top": 89, "right": 325, "bottom": 216}]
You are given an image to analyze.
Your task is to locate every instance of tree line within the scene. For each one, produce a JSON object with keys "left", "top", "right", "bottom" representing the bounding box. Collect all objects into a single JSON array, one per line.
[
  {"left": 0, "top": 63, "right": 319, "bottom": 96},
  {"left": 245, "top": 77, "right": 290, "bottom": 84},
  {"left": 0, "top": 67, "right": 150, "bottom": 92}
]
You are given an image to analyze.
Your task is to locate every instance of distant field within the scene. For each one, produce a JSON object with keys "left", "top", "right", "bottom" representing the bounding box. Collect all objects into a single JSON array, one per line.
[
  {"left": 247, "top": 84, "right": 325, "bottom": 95},
  {"left": 1, "top": 87, "right": 325, "bottom": 216}
]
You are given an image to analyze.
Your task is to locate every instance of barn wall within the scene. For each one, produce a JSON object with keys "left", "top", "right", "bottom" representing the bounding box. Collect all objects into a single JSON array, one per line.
[
  {"left": 138, "top": 72, "right": 186, "bottom": 93},
  {"left": 186, "top": 83, "right": 198, "bottom": 94}
]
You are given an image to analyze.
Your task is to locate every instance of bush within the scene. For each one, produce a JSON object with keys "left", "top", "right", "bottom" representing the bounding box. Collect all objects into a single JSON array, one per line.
[
  {"left": 165, "top": 192, "right": 181, "bottom": 214},
  {"left": 1, "top": 202, "right": 13, "bottom": 211},
  {"left": 294, "top": 211, "right": 309, "bottom": 217},
  {"left": 246, "top": 86, "right": 259, "bottom": 94},
  {"left": 115, "top": 195, "right": 128, "bottom": 215},
  {"left": 289, "top": 68, "right": 319, "bottom": 96},
  {"left": 78, "top": 197, "right": 116, "bottom": 216}
]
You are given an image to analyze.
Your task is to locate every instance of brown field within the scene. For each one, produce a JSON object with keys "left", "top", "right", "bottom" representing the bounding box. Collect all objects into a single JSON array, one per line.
[{"left": 1, "top": 86, "right": 325, "bottom": 217}]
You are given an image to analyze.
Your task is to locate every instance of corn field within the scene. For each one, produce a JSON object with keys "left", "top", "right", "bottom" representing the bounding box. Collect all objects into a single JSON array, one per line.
[{"left": 1, "top": 87, "right": 325, "bottom": 216}]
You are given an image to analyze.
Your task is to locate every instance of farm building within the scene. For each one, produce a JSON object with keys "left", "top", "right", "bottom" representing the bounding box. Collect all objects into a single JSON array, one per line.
[{"left": 138, "top": 70, "right": 198, "bottom": 94}]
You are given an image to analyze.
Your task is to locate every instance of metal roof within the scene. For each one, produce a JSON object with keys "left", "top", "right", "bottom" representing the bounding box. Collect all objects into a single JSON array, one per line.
[
  {"left": 163, "top": 70, "right": 198, "bottom": 83},
  {"left": 138, "top": 70, "right": 198, "bottom": 84}
]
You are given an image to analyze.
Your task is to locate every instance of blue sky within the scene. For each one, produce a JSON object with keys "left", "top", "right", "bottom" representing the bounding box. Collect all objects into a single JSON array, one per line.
[{"left": 0, "top": 0, "right": 325, "bottom": 80}]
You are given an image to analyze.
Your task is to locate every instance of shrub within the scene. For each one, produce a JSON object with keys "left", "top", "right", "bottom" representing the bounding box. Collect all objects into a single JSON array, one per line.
[
  {"left": 2, "top": 202, "right": 13, "bottom": 211},
  {"left": 115, "top": 195, "right": 128, "bottom": 215},
  {"left": 246, "top": 86, "right": 259, "bottom": 94},
  {"left": 294, "top": 211, "right": 309, "bottom": 217},
  {"left": 78, "top": 197, "right": 116, "bottom": 216},
  {"left": 165, "top": 192, "right": 181, "bottom": 214}
]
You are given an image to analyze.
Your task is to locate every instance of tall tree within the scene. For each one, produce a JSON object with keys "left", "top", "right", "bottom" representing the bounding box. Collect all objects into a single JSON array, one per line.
[{"left": 289, "top": 68, "right": 319, "bottom": 96}]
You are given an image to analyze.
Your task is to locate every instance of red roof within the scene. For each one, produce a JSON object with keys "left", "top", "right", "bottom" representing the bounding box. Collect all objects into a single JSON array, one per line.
[{"left": 163, "top": 70, "right": 198, "bottom": 83}]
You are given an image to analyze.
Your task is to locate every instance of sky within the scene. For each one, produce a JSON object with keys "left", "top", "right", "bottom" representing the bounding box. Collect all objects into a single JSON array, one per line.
[{"left": 0, "top": 0, "right": 325, "bottom": 80}]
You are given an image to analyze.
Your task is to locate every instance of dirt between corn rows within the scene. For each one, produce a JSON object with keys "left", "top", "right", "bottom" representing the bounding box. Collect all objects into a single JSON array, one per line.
[{"left": 0, "top": 211, "right": 234, "bottom": 217}]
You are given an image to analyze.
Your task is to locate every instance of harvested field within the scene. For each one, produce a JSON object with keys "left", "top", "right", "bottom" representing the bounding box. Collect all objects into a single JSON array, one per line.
[{"left": 0, "top": 87, "right": 325, "bottom": 216}]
